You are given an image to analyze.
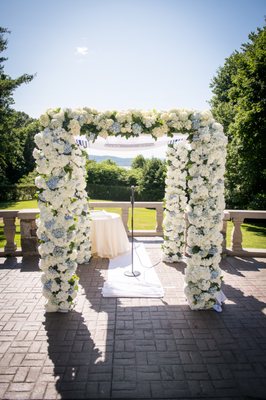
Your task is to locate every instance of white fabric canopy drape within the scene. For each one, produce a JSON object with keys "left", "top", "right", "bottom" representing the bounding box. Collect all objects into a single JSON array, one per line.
[{"left": 75, "top": 134, "right": 187, "bottom": 158}]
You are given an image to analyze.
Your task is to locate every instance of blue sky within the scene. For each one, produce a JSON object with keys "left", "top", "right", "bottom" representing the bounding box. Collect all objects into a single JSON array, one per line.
[{"left": 1, "top": 0, "right": 265, "bottom": 118}]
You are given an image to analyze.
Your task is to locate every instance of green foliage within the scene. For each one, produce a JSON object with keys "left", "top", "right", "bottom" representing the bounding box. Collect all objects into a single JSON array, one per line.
[
  {"left": 210, "top": 25, "right": 266, "bottom": 209},
  {"left": 126, "top": 168, "right": 142, "bottom": 186},
  {"left": 0, "top": 27, "right": 37, "bottom": 184},
  {"left": 0, "top": 28, "right": 34, "bottom": 111},
  {"left": 22, "top": 124, "right": 39, "bottom": 175},
  {"left": 2, "top": 117, "right": 39, "bottom": 183},
  {"left": 247, "top": 193, "right": 266, "bottom": 210},
  {"left": 18, "top": 170, "right": 38, "bottom": 185},
  {"left": 0, "top": 184, "right": 36, "bottom": 201},
  {"left": 86, "top": 158, "right": 142, "bottom": 188},
  {"left": 87, "top": 159, "right": 128, "bottom": 186},
  {"left": 139, "top": 158, "right": 167, "bottom": 201},
  {"left": 87, "top": 183, "right": 134, "bottom": 201},
  {"left": 131, "top": 154, "right": 146, "bottom": 169},
  {"left": 85, "top": 155, "right": 166, "bottom": 201}
]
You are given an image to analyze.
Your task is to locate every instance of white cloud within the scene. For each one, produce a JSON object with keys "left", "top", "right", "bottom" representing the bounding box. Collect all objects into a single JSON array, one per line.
[{"left": 76, "top": 46, "right": 88, "bottom": 56}]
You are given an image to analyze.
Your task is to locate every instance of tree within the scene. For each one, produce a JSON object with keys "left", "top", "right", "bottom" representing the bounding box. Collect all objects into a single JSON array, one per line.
[
  {"left": 86, "top": 159, "right": 128, "bottom": 186},
  {"left": 0, "top": 27, "right": 34, "bottom": 111},
  {"left": 23, "top": 121, "right": 40, "bottom": 175},
  {"left": 139, "top": 158, "right": 166, "bottom": 201},
  {"left": 0, "top": 27, "right": 35, "bottom": 184},
  {"left": 209, "top": 25, "right": 266, "bottom": 209},
  {"left": 131, "top": 154, "right": 146, "bottom": 169}
]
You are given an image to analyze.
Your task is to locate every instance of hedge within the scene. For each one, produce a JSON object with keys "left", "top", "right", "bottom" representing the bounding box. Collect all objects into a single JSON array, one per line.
[
  {"left": 0, "top": 185, "right": 37, "bottom": 201},
  {"left": 87, "top": 183, "right": 141, "bottom": 201},
  {"left": 0, "top": 183, "right": 164, "bottom": 202},
  {"left": 0, "top": 184, "right": 141, "bottom": 202}
]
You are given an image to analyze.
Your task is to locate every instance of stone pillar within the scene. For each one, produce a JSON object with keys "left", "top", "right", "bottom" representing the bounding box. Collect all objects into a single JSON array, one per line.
[
  {"left": 221, "top": 211, "right": 230, "bottom": 256},
  {"left": 2, "top": 211, "right": 18, "bottom": 255},
  {"left": 231, "top": 215, "right": 244, "bottom": 252},
  {"left": 18, "top": 210, "right": 39, "bottom": 256},
  {"left": 221, "top": 220, "right": 227, "bottom": 255},
  {"left": 156, "top": 205, "right": 164, "bottom": 236}
]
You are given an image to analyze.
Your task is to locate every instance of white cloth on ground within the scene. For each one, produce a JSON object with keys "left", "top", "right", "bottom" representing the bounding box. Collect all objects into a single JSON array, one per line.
[{"left": 102, "top": 242, "right": 164, "bottom": 298}]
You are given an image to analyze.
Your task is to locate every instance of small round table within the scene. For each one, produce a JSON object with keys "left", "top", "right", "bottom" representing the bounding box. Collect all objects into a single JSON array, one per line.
[{"left": 90, "top": 211, "right": 130, "bottom": 259}]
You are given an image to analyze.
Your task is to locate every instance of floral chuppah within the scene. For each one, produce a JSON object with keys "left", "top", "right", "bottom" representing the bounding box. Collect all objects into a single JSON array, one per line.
[{"left": 34, "top": 107, "right": 227, "bottom": 312}]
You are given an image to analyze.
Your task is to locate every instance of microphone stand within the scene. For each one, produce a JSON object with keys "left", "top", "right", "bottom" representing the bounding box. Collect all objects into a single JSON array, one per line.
[{"left": 124, "top": 186, "right": 141, "bottom": 277}]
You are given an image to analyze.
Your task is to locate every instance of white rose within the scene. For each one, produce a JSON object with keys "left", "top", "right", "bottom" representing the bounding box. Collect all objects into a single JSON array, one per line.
[
  {"left": 57, "top": 264, "right": 68, "bottom": 272},
  {"left": 68, "top": 119, "right": 80, "bottom": 135},
  {"left": 98, "top": 130, "right": 108, "bottom": 138},
  {"left": 60, "top": 282, "right": 70, "bottom": 291},
  {"left": 179, "top": 111, "right": 189, "bottom": 121},
  {"left": 59, "top": 301, "right": 70, "bottom": 310},
  {"left": 39, "top": 113, "right": 50, "bottom": 127},
  {"left": 35, "top": 176, "right": 46, "bottom": 189},
  {"left": 56, "top": 292, "right": 68, "bottom": 301},
  {"left": 51, "top": 281, "right": 60, "bottom": 292}
]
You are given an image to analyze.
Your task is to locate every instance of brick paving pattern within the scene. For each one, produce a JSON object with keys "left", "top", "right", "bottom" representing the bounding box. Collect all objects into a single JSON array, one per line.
[{"left": 0, "top": 239, "right": 266, "bottom": 399}]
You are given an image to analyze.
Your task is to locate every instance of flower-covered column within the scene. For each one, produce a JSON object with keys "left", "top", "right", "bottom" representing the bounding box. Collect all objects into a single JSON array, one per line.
[
  {"left": 75, "top": 199, "right": 92, "bottom": 264},
  {"left": 184, "top": 112, "right": 227, "bottom": 310},
  {"left": 162, "top": 140, "right": 189, "bottom": 262},
  {"left": 34, "top": 112, "right": 91, "bottom": 312}
]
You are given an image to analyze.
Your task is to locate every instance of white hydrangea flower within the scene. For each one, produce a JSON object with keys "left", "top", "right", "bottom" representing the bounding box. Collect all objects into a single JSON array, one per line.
[
  {"left": 68, "top": 119, "right": 81, "bottom": 135},
  {"left": 39, "top": 113, "right": 50, "bottom": 128}
]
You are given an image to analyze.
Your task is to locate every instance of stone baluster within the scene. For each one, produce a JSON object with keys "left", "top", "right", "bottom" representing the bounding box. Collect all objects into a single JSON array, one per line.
[
  {"left": 221, "top": 211, "right": 230, "bottom": 256},
  {"left": 156, "top": 205, "right": 164, "bottom": 235},
  {"left": 2, "top": 211, "right": 18, "bottom": 256},
  {"left": 18, "top": 210, "right": 39, "bottom": 256},
  {"left": 231, "top": 215, "right": 244, "bottom": 252},
  {"left": 221, "top": 220, "right": 228, "bottom": 255},
  {"left": 121, "top": 206, "right": 129, "bottom": 234}
]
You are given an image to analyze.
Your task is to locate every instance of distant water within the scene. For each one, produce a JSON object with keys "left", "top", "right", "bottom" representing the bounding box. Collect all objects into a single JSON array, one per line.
[{"left": 89, "top": 155, "right": 133, "bottom": 168}]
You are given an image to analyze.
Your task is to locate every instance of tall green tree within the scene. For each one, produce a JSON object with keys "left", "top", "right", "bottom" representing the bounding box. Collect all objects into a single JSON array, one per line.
[
  {"left": 139, "top": 158, "right": 166, "bottom": 201},
  {"left": 0, "top": 27, "right": 35, "bottom": 184},
  {"left": 131, "top": 154, "right": 146, "bottom": 169},
  {"left": 210, "top": 25, "right": 266, "bottom": 209},
  {"left": 86, "top": 159, "right": 140, "bottom": 187}
]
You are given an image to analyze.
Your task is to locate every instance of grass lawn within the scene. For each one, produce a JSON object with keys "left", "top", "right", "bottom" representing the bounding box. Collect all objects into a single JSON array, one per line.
[
  {"left": 226, "top": 220, "right": 266, "bottom": 249},
  {"left": 0, "top": 200, "right": 265, "bottom": 249},
  {"left": 0, "top": 199, "right": 39, "bottom": 210}
]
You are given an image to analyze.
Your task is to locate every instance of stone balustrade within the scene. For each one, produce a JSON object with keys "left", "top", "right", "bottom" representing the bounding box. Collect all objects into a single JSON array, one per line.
[
  {"left": 225, "top": 210, "right": 266, "bottom": 257},
  {"left": 0, "top": 204, "right": 265, "bottom": 258},
  {"left": 90, "top": 201, "right": 164, "bottom": 237}
]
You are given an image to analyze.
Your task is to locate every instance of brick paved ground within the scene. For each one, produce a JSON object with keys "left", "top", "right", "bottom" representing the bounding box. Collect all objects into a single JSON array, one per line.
[{"left": 0, "top": 238, "right": 266, "bottom": 400}]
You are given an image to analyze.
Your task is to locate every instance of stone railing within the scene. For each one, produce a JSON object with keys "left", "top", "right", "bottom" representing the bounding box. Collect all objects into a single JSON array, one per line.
[
  {"left": 222, "top": 210, "right": 266, "bottom": 257},
  {"left": 90, "top": 201, "right": 164, "bottom": 237},
  {"left": 0, "top": 205, "right": 265, "bottom": 258}
]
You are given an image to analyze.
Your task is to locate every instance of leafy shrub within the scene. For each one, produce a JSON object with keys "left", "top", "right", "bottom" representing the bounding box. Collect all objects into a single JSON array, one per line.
[
  {"left": 87, "top": 183, "right": 141, "bottom": 201},
  {"left": 0, "top": 185, "right": 36, "bottom": 201}
]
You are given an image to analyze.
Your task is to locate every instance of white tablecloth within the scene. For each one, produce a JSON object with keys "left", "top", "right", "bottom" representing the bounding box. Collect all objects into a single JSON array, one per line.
[{"left": 90, "top": 211, "right": 130, "bottom": 259}]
